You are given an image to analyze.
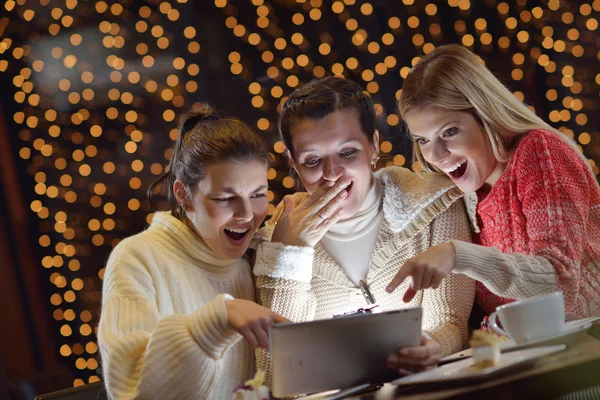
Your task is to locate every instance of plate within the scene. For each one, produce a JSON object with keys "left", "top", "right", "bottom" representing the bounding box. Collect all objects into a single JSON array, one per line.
[
  {"left": 440, "top": 317, "right": 597, "bottom": 364},
  {"left": 393, "top": 345, "right": 566, "bottom": 386},
  {"left": 499, "top": 318, "right": 594, "bottom": 352}
]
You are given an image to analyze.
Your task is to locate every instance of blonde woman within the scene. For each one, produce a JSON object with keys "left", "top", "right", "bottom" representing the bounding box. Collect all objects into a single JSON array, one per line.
[{"left": 387, "top": 44, "right": 600, "bottom": 321}]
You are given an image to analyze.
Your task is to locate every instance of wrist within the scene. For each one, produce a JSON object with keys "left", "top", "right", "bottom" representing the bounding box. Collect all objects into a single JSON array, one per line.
[
  {"left": 287, "top": 239, "right": 312, "bottom": 247},
  {"left": 446, "top": 242, "right": 457, "bottom": 269},
  {"left": 272, "top": 234, "right": 311, "bottom": 248},
  {"left": 224, "top": 295, "right": 236, "bottom": 319},
  {"left": 223, "top": 293, "right": 235, "bottom": 302}
]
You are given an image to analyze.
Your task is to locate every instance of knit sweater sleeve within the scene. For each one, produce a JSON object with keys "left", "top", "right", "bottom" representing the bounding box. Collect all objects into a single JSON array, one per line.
[
  {"left": 252, "top": 240, "right": 318, "bottom": 389},
  {"left": 451, "top": 130, "right": 597, "bottom": 318},
  {"left": 98, "top": 248, "right": 241, "bottom": 399},
  {"left": 421, "top": 200, "right": 476, "bottom": 356},
  {"left": 253, "top": 240, "right": 317, "bottom": 322}
]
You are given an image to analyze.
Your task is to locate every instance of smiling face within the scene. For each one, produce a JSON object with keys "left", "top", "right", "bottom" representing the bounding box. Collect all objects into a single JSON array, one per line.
[
  {"left": 179, "top": 160, "right": 269, "bottom": 259},
  {"left": 289, "top": 108, "right": 379, "bottom": 218},
  {"left": 405, "top": 109, "right": 504, "bottom": 193}
]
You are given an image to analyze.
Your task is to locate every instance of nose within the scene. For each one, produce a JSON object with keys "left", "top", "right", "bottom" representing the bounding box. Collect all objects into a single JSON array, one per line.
[
  {"left": 322, "top": 157, "right": 344, "bottom": 182},
  {"left": 233, "top": 198, "right": 253, "bottom": 222},
  {"left": 426, "top": 141, "right": 450, "bottom": 165}
]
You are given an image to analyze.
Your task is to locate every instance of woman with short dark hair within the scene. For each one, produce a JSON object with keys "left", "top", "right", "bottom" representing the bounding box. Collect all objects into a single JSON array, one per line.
[{"left": 254, "top": 77, "right": 476, "bottom": 378}]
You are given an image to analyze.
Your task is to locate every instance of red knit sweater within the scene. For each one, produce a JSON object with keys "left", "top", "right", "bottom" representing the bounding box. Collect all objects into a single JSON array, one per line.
[{"left": 467, "top": 129, "right": 600, "bottom": 319}]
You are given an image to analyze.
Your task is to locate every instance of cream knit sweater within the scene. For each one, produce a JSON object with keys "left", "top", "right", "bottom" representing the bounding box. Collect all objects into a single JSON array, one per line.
[
  {"left": 253, "top": 167, "right": 476, "bottom": 385},
  {"left": 98, "top": 212, "right": 255, "bottom": 400}
]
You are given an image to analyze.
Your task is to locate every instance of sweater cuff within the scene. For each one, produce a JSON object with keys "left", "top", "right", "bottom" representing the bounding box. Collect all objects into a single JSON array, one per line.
[
  {"left": 186, "top": 293, "right": 241, "bottom": 359},
  {"left": 451, "top": 240, "right": 501, "bottom": 281},
  {"left": 254, "top": 241, "right": 314, "bottom": 283}
]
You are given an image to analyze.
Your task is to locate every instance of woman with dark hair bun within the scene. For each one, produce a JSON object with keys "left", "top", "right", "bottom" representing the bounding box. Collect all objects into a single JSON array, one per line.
[
  {"left": 98, "top": 104, "right": 288, "bottom": 399},
  {"left": 253, "top": 77, "right": 476, "bottom": 380}
]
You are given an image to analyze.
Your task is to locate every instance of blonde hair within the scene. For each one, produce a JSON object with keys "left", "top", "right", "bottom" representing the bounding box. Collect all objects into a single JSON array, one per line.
[{"left": 397, "top": 44, "right": 583, "bottom": 174}]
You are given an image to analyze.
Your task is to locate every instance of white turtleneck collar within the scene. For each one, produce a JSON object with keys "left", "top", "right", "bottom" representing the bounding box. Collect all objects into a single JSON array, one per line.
[
  {"left": 148, "top": 212, "right": 239, "bottom": 273},
  {"left": 324, "top": 176, "right": 384, "bottom": 241}
]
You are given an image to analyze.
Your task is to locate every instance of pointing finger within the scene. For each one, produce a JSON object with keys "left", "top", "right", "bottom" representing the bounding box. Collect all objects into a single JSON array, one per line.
[{"left": 386, "top": 260, "right": 415, "bottom": 293}]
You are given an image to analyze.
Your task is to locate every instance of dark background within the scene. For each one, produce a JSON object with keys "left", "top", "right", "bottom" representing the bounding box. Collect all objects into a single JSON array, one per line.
[{"left": 0, "top": 0, "right": 598, "bottom": 397}]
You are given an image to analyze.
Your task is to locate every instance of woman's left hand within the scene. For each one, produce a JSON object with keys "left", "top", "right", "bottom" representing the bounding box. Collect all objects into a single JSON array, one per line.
[
  {"left": 386, "top": 334, "right": 441, "bottom": 375},
  {"left": 385, "top": 242, "right": 456, "bottom": 302}
]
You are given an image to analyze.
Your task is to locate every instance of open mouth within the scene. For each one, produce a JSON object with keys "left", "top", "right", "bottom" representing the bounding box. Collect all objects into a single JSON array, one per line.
[
  {"left": 224, "top": 228, "right": 250, "bottom": 245},
  {"left": 345, "top": 181, "right": 354, "bottom": 197},
  {"left": 448, "top": 161, "right": 468, "bottom": 180}
]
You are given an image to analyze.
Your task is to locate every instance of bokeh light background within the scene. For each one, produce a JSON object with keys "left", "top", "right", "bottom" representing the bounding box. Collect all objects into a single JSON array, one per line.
[{"left": 1, "top": 0, "right": 598, "bottom": 387}]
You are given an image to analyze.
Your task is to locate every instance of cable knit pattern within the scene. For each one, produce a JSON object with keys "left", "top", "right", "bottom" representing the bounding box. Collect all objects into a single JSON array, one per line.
[
  {"left": 451, "top": 129, "right": 600, "bottom": 320},
  {"left": 98, "top": 212, "right": 256, "bottom": 400},
  {"left": 253, "top": 167, "right": 476, "bottom": 388},
  {"left": 380, "top": 167, "right": 468, "bottom": 234}
]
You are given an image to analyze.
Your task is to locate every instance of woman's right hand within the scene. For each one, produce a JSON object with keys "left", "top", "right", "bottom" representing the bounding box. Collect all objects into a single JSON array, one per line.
[
  {"left": 386, "top": 334, "right": 441, "bottom": 375},
  {"left": 385, "top": 242, "right": 457, "bottom": 302},
  {"left": 225, "top": 299, "right": 291, "bottom": 349},
  {"left": 271, "top": 180, "right": 351, "bottom": 247}
]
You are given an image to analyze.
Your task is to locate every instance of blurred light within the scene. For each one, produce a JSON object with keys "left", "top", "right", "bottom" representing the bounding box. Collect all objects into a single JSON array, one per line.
[{"left": 2, "top": 0, "right": 597, "bottom": 387}]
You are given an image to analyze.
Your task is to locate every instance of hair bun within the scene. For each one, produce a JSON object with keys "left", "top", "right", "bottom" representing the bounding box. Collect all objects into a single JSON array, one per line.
[{"left": 180, "top": 103, "right": 220, "bottom": 134}]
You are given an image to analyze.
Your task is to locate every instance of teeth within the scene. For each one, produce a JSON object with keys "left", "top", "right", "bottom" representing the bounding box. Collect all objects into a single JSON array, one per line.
[
  {"left": 225, "top": 228, "right": 249, "bottom": 234},
  {"left": 444, "top": 160, "right": 466, "bottom": 173}
]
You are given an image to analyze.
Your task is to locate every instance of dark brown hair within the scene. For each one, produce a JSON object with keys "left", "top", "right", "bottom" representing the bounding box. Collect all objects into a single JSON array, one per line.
[
  {"left": 148, "top": 103, "right": 269, "bottom": 219},
  {"left": 278, "top": 77, "right": 376, "bottom": 158}
]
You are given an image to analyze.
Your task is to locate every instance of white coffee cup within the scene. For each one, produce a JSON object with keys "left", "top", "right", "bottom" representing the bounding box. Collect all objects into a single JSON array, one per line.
[{"left": 489, "top": 292, "right": 565, "bottom": 344}]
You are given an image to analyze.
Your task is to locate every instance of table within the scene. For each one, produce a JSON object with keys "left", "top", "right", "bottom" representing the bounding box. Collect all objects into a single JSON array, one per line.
[{"left": 350, "top": 323, "right": 600, "bottom": 400}]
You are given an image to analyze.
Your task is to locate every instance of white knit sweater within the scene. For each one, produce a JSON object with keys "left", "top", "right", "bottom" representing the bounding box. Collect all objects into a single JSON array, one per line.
[
  {"left": 98, "top": 212, "right": 256, "bottom": 400},
  {"left": 253, "top": 167, "right": 477, "bottom": 386}
]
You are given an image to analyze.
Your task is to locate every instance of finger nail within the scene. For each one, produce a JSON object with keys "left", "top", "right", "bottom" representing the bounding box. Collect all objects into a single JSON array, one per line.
[
  {"left": 400, "top": 349, "right": 409, "bottom": 356},
  {"left": 387, "top": 355, "right": 397, "bottom": 363},
  {"left": 327, "top": 181, "right": 335, "bottom": 187},
  {"left": 340, "top": 190, "right": 348, "bottom": 198},
  {"left": 385, "top": 286, "right": 392, "bottom": 293}
]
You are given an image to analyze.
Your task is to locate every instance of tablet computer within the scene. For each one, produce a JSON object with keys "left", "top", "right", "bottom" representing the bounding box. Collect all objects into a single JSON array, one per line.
[{"left": 269, "top": 307, "right": 422, "bottom": 397}]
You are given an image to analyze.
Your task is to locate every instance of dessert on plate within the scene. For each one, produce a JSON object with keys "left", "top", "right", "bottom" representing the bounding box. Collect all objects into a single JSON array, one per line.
[
  {"left": 232, "top": 370, "right": 270, "bottom": 400},
  {"left": 470, "top": 330, "right": 503, "bottom": 370}
]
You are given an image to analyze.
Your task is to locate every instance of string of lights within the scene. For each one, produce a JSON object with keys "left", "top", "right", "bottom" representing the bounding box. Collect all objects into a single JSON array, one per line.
[{"left": 0, "top": 0, "right": 597, "bottom": 386}]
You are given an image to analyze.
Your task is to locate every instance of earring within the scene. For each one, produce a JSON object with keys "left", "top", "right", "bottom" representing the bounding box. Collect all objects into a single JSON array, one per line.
[
  {"left": 371, "top": 156, "right": 380, "bottom": 169},
  {"left": 177, "top": 202, "right": 187, "bottom": 215}
]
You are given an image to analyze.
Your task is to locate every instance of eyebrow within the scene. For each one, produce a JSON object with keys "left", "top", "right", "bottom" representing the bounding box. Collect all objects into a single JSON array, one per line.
[
  {"left": 411, "top": 120, "right": 461, "bottom": 138},
  {"left": 216, "top": 185, "right": 268, "bottom": 195},
  {"left": 297, "top": 138, "right": 361, "bottom": 155}
]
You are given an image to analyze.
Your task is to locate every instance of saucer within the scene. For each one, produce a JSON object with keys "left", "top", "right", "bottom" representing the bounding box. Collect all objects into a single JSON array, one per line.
[
  {"left": 440, "top": 317, "right": 598, "bottom": 364},
  {"left": 393, "top": 345, "right": 566, "bottom": 386},
  {"left": 500, "top": 318, "right": 595, "bottom": 352}
]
